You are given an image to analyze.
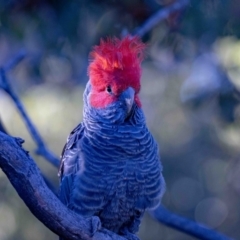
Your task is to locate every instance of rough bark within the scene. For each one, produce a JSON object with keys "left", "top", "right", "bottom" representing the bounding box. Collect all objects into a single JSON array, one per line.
[{"left": 0, "top": 131, "right": 127, "bottom": 240}]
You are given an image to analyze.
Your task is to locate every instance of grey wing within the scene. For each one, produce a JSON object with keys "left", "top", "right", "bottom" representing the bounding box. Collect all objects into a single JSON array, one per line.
[{"left": 58, "top": 123, "right": 84, "bottom": 206}]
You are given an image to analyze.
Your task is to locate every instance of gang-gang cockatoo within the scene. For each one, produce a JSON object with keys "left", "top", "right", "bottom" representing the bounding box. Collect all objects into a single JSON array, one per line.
[{"left": 58, "top": 36, "right": 165, "bottom": 240}]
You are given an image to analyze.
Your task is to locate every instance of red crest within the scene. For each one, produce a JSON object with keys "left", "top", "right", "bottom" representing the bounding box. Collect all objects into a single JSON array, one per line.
[{"left": 88, "top": 36, "right": 145, "bottom": 108}]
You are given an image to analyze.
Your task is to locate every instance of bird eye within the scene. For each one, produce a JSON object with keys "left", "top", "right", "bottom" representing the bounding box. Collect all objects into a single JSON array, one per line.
[{"left": 106, "top": 86, "right": 112, "bottom": 94}]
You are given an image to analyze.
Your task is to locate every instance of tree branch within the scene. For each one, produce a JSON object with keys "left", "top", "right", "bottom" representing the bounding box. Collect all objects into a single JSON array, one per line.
[
  {"left": 132, "top": 0, "right": 190, "bottom": 37},
  {"left": 0, "top": 52, "right": 60, "bottom": 167},
  {"left": 149, "top": 206, "right": 232, "bottom": 240},
  {"left": 0, "top": 129, "right": 233, "bottom": 240},
  {"left": 0, "top": 131, "right": 129, "bottom": 240},
  {"left": 0, "top": 51, "right": 233, "bottom": 240}
]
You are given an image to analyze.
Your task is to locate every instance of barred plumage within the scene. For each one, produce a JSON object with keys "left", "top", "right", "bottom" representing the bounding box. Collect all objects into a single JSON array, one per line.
[{"left": 59, "top": 36, "right": 165, "bottom": 240}]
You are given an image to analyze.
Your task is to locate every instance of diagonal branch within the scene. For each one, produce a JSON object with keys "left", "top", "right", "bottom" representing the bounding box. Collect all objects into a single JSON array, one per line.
[
  {"left": 3, "top": 50, "right": 26, "bottom": 72},
  {"left": 132, "top": 0, "right": 190, "bottom": 37},
  {"left": 0, "top": 39, "right": 233, "bottom": 240},
  {"left": 0, "top": 52, "right": 59, "bottom": 167},
  {"left": 0, "top": 51, "right": 233, "bottom": 240},
  {"left": 149, "top": 206, "right": 232, "bottom": 240},
  {"left": 0, "top": 131, "right": 128, "bottom": 240},
  {"left": 0, "top": 129, "right": 233, "bottom": 240}
]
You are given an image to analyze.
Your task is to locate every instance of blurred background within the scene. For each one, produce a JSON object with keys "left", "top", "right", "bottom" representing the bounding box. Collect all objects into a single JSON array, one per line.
[{"left": 0, "top": 0, "right": 240, "bottom": 239}]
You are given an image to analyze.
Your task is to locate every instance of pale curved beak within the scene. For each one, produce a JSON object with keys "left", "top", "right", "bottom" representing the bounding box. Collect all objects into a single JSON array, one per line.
[{"left": 121, "top": 87, "right": 135, "bottom": 115}]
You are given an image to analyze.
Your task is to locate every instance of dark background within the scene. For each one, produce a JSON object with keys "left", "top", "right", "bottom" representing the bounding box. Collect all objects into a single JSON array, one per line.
[{"left": 0, "top": 0, "right": 240, "bottom": 239}]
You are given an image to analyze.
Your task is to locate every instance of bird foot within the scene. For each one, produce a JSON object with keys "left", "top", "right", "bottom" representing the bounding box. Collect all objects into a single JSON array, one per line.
[{"left": 87, "top": 216, "right": 101, "bottom": 236}]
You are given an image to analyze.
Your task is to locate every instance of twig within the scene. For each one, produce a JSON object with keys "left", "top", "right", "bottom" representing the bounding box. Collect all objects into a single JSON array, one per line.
[
  {"left": 0, "top": 131, "right": 129, "bottom": 240},
  {"left": 0, "top": 37, "right": 232, "bottom": 240},
  {"left": 0, "top": 52, "right": 59, "bottom": 167},
  {"left": 149, "top": 206, "right": 232, "bottom": 240},
  {"left": 132, "top": 0, "right": 190, "bottom": 37},
  {"left": 3, "top": 50, "right": 26, "bottom": 72},
  {"left": 0, "top": 130, "right": 233, "bottom": 240}
]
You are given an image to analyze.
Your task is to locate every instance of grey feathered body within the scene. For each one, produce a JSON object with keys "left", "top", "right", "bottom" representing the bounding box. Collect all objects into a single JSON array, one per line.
[{"left": 59, "top": 82, "right": 165, "bottom": 237}]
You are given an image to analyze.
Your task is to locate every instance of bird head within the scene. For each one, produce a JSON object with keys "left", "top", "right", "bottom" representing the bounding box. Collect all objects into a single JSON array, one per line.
[{"left": 85, "top": 36, "right": 145, "bottom": 123}]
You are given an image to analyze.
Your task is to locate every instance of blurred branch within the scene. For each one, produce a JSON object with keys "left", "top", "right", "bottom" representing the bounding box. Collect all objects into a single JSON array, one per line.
[
  {"left": 150, "top": 206, "right": 232, "bottom": 240},
  {"left": 3, "top": 50, "right": 26, "bottom": 72},
  {"left": 0, "top": 131, "right": 130, "bottom": 240},
  {"left": 0, "top": 52, "right": 59, "bottom": 167},
  {"left": 132, "top": 0, "right": 190, "bottom": 37},
  {"left": 0, "top": 51, "right": 233, "bottom": 240}
]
